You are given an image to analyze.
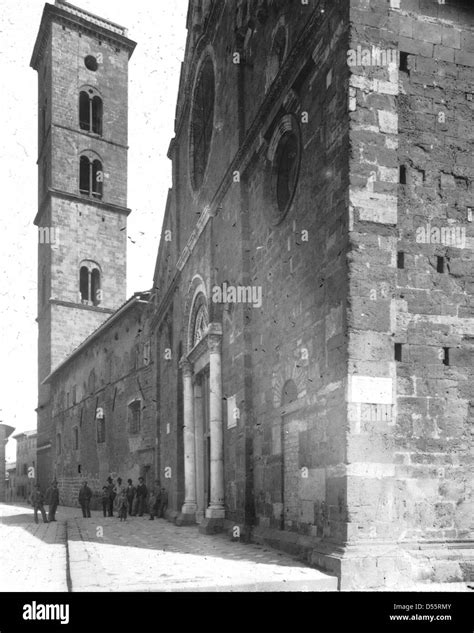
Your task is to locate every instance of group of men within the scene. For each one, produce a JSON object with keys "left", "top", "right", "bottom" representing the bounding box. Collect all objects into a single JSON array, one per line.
[
  {"left": 100, "top": 477, "right": 168, "bottom": 521},
  {"left": 29, "top": 477, "right": 168, "bottom": 523},
  {"left": 30, "top": 481, "right": 59, "bottom": 524}
]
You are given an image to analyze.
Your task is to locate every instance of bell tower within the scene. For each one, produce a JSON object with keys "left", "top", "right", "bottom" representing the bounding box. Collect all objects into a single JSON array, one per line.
[{"left": 31, "top": 0, "right": 136, "bottom": 486}]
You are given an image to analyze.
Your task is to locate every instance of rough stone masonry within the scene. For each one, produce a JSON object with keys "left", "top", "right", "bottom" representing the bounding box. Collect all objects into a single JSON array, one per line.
[{"left": 32, "top": 0, "right": 473, "bottom": 591}]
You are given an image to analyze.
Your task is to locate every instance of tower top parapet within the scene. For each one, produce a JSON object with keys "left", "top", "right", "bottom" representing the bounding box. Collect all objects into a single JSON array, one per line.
[{"left": 30, "top": 0, "right": 136, "bottom": 70}]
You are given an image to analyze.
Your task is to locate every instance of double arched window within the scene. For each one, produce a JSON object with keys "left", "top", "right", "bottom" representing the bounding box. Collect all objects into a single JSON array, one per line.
[
  {"left": 79, "top": 89, "right": 103, "bottom": 135},
  {"left": 79, "top": 261, "right": 102, "bottom": 306},
  {"left": 79, "top": 153, "right": 103, "bottom": 199}
]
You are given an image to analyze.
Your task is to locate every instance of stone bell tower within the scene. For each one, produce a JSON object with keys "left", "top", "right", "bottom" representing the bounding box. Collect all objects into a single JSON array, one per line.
[{"left": 31, "top": 0, "right": 136, "bottom": 486}]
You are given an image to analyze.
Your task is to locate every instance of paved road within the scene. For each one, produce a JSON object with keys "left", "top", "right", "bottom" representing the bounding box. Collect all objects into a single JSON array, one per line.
[
  {"left": 0, "top": 503, "right": 336, "bottom": 592},
  {"left": 0, "top": 504, "right": 68, "bottom": 591}
]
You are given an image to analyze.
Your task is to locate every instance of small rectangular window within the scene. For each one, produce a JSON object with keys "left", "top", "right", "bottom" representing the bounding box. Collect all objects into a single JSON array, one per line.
[
  {"left": 128, "top": 401, "right": 141, "bottom": 435},
  {"left": 399, "top": 165, "right": 407, "bottom": 184},
  {"left": 443, "top": 348, "right": 450, "bottom": 366},
  {"left": 400, "top": 52, "right": 409, "bottom": 73},
  {"left": 437, "top": 256, "right": 445, "bottom": 273},
  {"left": 395, "top": 343, "right": 403, "bottom": 362},
  {"left": 397, "top": 252, "right": 405, "bottom": 269}
]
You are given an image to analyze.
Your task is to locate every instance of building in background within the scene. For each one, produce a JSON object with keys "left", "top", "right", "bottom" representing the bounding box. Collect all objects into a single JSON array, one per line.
[
  {"left": 0, "top": 424, "right": 15, "bottom": 502},
  {"left": 43, "top": 291, "right": 155, "bottom": 508},
  {"left": 5, "top": 463, "right": 16, "bottom": 502},
  {"left": 14, "top": 430, "right": 37, "bottom": 501}
]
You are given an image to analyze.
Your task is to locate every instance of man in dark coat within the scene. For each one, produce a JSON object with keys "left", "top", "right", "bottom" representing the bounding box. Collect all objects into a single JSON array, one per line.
[
  {"left": 47, "top": 481, "right": 60, "bottom": 522},
  {"left": 31, "top": 484, "right": 48, "bottom": 524},
  {"left": 78, "top": 481, "right": 92, "bottom": 518},
  {"left": 126, "top": 479, "right": 136, "bottom": 516},
  {"left": 148, "top": 480, "right": 160, "bottom": 520},
  {"left": 106, "top": 476, "right": 116, "bottom": 517},
  {"left": 136, "top": 477, "right": 148, "bottom": 517}
]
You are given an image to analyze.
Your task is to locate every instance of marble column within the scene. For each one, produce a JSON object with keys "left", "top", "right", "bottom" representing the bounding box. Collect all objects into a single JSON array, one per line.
[
  {"left": 194, "top": 380, "right": 205, "bottom": 523},
  {"left": 177, "top": 357, "right": 197, "bottom": 524},
  {"left": 204, "top": 323, "right": 225, "bottom": 526}
]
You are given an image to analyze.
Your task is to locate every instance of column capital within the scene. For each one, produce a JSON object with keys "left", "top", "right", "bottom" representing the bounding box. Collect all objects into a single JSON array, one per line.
[
  {"left": 179, "top": 356, "right": 193, "bottom": 376},
  {"left": 207, "top": 322, "right": 222, "bottom": 353}
]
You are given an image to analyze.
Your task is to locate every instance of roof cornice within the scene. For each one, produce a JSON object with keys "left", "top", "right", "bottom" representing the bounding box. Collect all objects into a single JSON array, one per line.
[
  {"left": 30, "top": 2, "right": 137, "bottom": 71},
  {"left": 42, "top": 291, "right": 150, "bottom": 385}
]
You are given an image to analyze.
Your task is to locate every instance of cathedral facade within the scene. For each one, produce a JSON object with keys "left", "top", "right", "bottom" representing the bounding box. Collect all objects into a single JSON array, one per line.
[{"left": 33, "top": 0, "right": 473, "bottom": 590}]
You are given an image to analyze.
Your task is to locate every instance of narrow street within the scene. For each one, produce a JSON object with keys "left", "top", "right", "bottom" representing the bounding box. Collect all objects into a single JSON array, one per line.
[{"left": 0, "top": 503, "right": 337, "bottom": 592}]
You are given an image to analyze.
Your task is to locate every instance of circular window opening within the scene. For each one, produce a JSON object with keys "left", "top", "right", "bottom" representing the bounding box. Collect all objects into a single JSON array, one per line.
[
  {"left": 190, "top": 57, "right": 215, "bottom": 191},
  {"left": 275, "top": 131, "right": 300, "bottom": 220},
  {"left": 85, "top": 55, "right": 98, "bottom": 71}
]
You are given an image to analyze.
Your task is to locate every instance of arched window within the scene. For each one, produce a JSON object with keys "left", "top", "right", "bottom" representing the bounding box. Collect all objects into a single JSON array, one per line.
[
  {"left": 79, "top": 156, "right": 90, "bottom": 193},
  {"left": 266, "top": 25, "right": 287, "bottom": 89},
  {"left": 79, "top": 261, "right": 102, "bottom": 306},
  {"left": 190, "top": 57, "right": 215, "bottom": 190},
  {"left": 80, "top": 266, "right": 89, "bottom": 301},
  {"left": 56, "top": 433, "right": 62, "bottom": 456},
  {"left": 128, "top": 401, "right": 141, "bottom": 435},
  {"left": 73, "top": 427, "right": 79, "bottom": 451},
  {"left": 276, "top": 132, "right": 299, "bottom": 215},
  {"left": 79, "top": 90, "right": 103, "bottom": 135},
  {"left": 79, "top": 155, "right": 103, "bottom": 199},
  {"left": 281, "top": 379, "right": 298, "bottom": 406},
  {"left": 92, "top": 96, "right": 102, "bottom": 135},
  {"left": 92, "top": 159, "right": 103, "bottom": 198},
  {"left": 91, "top": 268, "right": 101, "bottom": 306}
]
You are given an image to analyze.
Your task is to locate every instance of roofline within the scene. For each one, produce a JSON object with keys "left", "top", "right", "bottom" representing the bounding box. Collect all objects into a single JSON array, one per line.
[
  {"left": 13, "top": 430, "right": 37, "bottom": 440},
  {"left": 0, "top": 425, "right": 16, "bottom": 440},
  {"left": 42, "top": 291, "right": 151, "bottom": 385},
  {"left": 30, "top": 2, "right": 137, "bottom": 70}
]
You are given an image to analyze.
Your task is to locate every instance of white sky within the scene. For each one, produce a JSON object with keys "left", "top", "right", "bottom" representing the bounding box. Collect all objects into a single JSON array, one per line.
[{"left": 0, "top": 0, "right": 188, "bottom": 461}]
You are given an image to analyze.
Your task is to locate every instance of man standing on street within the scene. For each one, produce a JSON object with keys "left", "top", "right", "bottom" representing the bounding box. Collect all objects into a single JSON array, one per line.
[
  {"left": 31, "top": 484, "right": 48, "bottom": 524},
  {"left": 106, "top": 476, "right": 116, "bottom": 517},
  {"left": 78, "top": 481, "right": 92, "bottom": 518},
  {"left": 158, "top": 486, "right": 168, "bottom": 519},
  {"left": 136, "top": 477, "right": 148, "bottom": 517},
  {"left": 47, "top": 480, "right": 60, "bottom": 522},
  {"left": 126, "top": 479, "right": 136, "bottom": 516},
  {"left": 148, "top": 480, "right": 160, "bottom": 520}
]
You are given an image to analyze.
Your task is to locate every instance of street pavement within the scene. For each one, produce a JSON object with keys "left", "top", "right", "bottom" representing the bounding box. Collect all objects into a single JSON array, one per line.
[
  {"left": 0, "top": 503, "right": 68, "bottom": 592},
  {"left": 0, "top": 502, "right": 337, "bottom": 592}
]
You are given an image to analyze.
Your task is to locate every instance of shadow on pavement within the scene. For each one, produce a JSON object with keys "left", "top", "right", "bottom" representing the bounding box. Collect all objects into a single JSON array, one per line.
[{"left": 0, "top": 502, "right": 336, "bottom": 577}]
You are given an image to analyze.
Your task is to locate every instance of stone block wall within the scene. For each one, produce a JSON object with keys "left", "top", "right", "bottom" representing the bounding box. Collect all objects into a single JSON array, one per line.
[
  {"left": 343, "top": 0, "right": 474, "bottom": 588},
  {"left": 49, "top": 300, "right": 157, "bottom": 508}
]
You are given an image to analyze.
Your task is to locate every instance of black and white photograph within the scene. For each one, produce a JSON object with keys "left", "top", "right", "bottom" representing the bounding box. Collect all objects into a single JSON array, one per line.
[{"left": 0, "top": 0, "right": 472, "bottom": 631}]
